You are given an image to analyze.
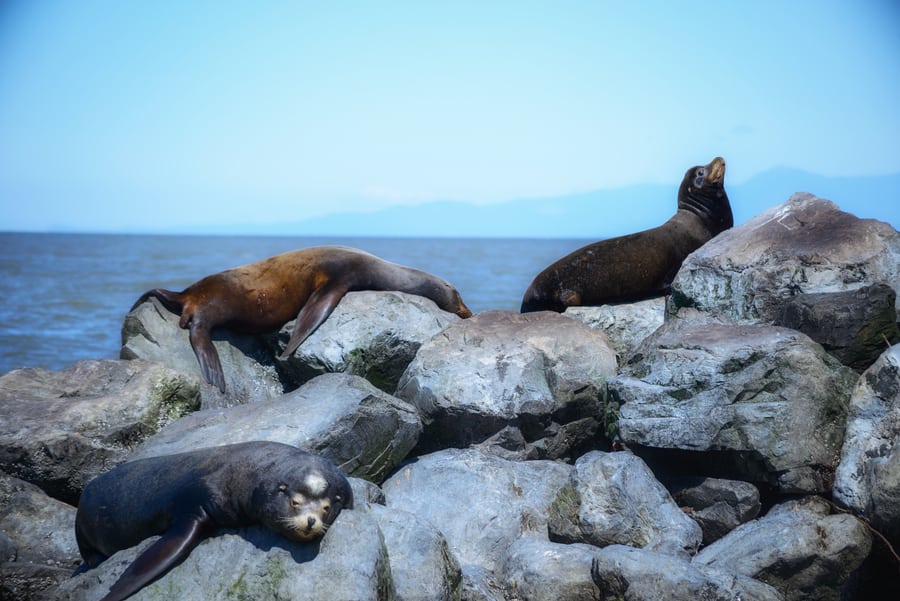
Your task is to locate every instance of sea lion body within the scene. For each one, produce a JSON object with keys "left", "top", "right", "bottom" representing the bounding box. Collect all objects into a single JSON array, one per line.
[
  {"left": 75, "top": 441, "right": 352, "bottom": 601},
  {"left": 520, "top": 157, "right": 732, "bottom": 313},
  {"left": 132, "top": 245, "right": 472, "bottom": 392}
]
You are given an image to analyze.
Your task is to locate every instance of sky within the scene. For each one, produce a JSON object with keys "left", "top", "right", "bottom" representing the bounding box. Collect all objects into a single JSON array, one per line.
[{"left": 1, "top": 1, "right": 898, "bottom": 236}]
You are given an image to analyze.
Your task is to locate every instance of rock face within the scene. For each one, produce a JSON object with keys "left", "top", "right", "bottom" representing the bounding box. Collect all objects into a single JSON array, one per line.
[
  {"left": 609, "top": 318, "right": 859, "bottom": 494},
  {"left": 694, "top": 496, "right": 872, "bottom": 601},
  {"left": 130, "top": 373, "right": 422, "bottom": 483},
  {"left": 0, "top": 360, "right": 199, "bottom": 504},
  {"left": 672, "top": 194, "right": 900, "bottom": 322},
  {"left": 668, "top": 476, "right": 761, "bottom": 545},
  {"left": 396, "top": 310, "right": 618, "bottom": 460},
  {"left": 0, "top": 472, "right": 80, "bottom": 600},
  {"left": 563, "top": 297, "right": 666, "bottom": 363},
  {"left": 1, "top": 194, "right": 898, "bottom": 600},
  {"left": 121, "top": 296, "right": 285, "bottom": 407},
  {"left": 833, "top": 344, "right": 900, "bottom": 541},
  {"left": 774, "top": 283, "right": 899, "bottom": 371},
  {"left": 272, "top": 290, "right": 462, "bottom": 393},
  {"left": 548, "top": 451, "right": 703, "bottom": 559},
  {"left": 591, "top": 544, "right": 784, "bottom": 601}
]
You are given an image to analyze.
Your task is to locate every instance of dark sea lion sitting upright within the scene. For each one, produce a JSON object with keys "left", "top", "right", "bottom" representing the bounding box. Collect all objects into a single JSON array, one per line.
[
  {"left": 131, "top": 245, "right": 473, "bottom": 392},
  {"left": 520, "top": 157, "right": 732, "bottom": 313},
  {"left": 74, "top": 441, "right": 353, "bottom": 601}
]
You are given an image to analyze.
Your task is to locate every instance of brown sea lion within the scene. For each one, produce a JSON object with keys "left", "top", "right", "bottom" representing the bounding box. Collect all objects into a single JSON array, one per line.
[
  {"left": 74, "top": 441, "right": 353, "bottom": 601},
  {"left": 520, "top": 157, "right": 733, "bottom": 313},
  {"left": 131, "top": 245, "right": 472, "bottom": 392}
]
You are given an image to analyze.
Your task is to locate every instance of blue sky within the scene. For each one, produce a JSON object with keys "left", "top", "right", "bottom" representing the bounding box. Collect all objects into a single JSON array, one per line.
[{"left": 1, "top": 1, "right": 898, "bottom": 235}]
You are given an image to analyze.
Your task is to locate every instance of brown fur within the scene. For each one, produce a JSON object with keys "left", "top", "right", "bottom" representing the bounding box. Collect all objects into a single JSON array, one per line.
[{"left": 132, "top": 246, "right": 471, "bottom": 392}]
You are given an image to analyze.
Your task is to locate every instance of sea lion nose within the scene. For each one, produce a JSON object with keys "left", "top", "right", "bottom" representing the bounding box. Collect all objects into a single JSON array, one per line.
[{"left": 307, "top": 517, "right": 316, "bottom": 529}]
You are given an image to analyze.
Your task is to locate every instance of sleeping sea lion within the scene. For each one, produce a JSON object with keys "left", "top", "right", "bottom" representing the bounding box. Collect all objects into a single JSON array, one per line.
[
  {"left": 520, "top": 157, "right": 732, "bottom": 312},
  {"left": 74, "top": 441, "right": 353, "bottom": 601},
  {"left": 131, "top": 245, "right": 472, "bottom": 392}
]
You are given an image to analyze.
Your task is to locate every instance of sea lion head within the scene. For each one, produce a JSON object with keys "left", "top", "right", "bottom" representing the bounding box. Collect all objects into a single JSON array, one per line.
[
  {"left": 255, "top": 459, "right": 354, "bottom": 542},
  {"left": 418, "top": 277, "right": 473, "bottom": 318},
  {"left": 678, "top": 156, "right": 733, "bottom": 234}
]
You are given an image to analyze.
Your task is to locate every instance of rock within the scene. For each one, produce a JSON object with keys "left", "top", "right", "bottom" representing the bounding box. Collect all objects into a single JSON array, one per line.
[
  {"left": 1, "top": 563, "right": 74, "bottom": 601},
  {"left": 833, "top": 344, "right": 900, "bottom": 541},
  {"left": 671, "top": 194, "right": 900, "bottom": 324},
  {"left": 609, "top": 319, "right": 858, "bottom": 493},
  {"left": 0, "top": 360, "right": 200, "bottom": 504},
  {"left": 501, "top": 535, "right": 601, "bottom": 601},
  {"left": 381, "top": 448, "right": 572, "bottom": 578},
  {"left": 130, "top": 373, "right": 422, "bottom": 483},
  {"left": 367, "top": 504, "right": 462, "bottom": 601},
  {"left": 591, "top": 544, "right": 784, "bottom": 601},
  {"left": 121, "top": 296, "right": 285, "bottom": 407},
  {"left": 693, "top": 496, "right": 872, "bottom": 601},
  {"left": 58, "top": 509, "right": 394, "bottom": 601},
  {"left": 0, "top": 471, "right": 80, "bottom": 601},
  {"left": 0, "top": 472, "right": 79, "bottom": 567},
  {"left": 396, "top": 310, "right": 618, "bottom": 460},
  {"left": 123, "top": 291, "right": 464, "bottom": 407},
  {"left": 272, "top": 290, "right": 462, "bottom": 393},
  {"left": 667, "top": 476, "right": 761, "bottom": 545},
  {"left": 774, "top": 283, "right": 899, "bottom": 371},
  {"left": 563, "top": 297, "right": 666, "bottom": 364},
  {"left": 548, "top": 450, "right": 702, "bottom": 559}
]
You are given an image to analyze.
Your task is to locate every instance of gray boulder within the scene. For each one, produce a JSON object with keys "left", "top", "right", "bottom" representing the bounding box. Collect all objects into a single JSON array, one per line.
[
  {"left": 0, "top": 359, "right": 200, "bottom": 504},
  {"left": 59, "top": 508, "right": 394, "bottom": 601},
  {"left": 667, "top": 476, "right": 761, "bottom": 545},
  {"left": 548, "top": 450, "right": 703, "bottom": 559},
  {"left": 501, "top": 535, "right": 601, "bottom": 601},
  {"left": 368, "top": 503, "right": 462, "bottom": 601},
  {"left": 591, "top": 545, "right": 784, "bottom": 601},
  {"left": 122, "top": 296, "right": 285, "bottom": 407},
  {"left": 563, "top": 297, "right": 666, "bottom": 364},
  {"left": 609, "top": 318, "right": 858, "bottom": 493},
  {"left": 774, "top": 282, "right": 899, "bottom": 371},
  {"left": 396, "top": 310, "right": 617, "bottom": 460},
  {"left": 833, "top": 344, "right": 900, "bottom": 540},
  {"left": 130, "top": 373, "right": 422, "bottom": 483},
  {"left": 671, "top": 194, "right": 900, "bottom": 324},
  {"left": 381, "top": 448, "right": 572, "bottom": 583},
  {"left": 273, "top": 290, "right": 462, "bottom": 393},
  {"left": 0, "top": 471, "right": 80, "bottom": 601},
  {"left": 694, "top": 496, "right": 872, "bottom": 601}
]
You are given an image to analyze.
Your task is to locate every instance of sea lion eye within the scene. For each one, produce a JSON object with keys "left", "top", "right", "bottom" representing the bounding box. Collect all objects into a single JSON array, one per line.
[
  {"left": 697, "top": 167, "right": 706, "bottom": 177},
  {"left": 278, "top": 483, "right": 287, "bottom": 493}
]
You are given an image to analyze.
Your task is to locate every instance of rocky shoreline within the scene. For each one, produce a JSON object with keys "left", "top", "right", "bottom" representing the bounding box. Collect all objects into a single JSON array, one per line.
[{"left": 2, "top": 193, "right": 899, "bottom": 600}]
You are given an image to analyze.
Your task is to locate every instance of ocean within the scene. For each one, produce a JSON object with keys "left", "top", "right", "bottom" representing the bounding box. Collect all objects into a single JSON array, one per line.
[{"left": 0, "top": 232, "right": 590, "bottom": 375}]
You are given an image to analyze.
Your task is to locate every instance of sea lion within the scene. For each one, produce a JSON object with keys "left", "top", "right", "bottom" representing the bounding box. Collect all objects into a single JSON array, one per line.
[
  {"left": 131, "top": 245, "right": 473, "bottom": 392},
  {"left": 74, "top": 441, "right": 353, "bottom": 601},
  {"left": 520, "top": 157, "right": 732, "bottom": 313}
]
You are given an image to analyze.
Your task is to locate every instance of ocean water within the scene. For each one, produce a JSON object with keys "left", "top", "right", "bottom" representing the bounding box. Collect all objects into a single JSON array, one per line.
[{"left": 0, "top": 232, "right": 590, "bottom": 375}]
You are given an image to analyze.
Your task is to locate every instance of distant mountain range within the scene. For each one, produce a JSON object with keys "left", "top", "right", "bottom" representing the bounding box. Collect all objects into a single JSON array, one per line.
[{"left": 190, "top": 168, "right": 900, "bottom": 238}]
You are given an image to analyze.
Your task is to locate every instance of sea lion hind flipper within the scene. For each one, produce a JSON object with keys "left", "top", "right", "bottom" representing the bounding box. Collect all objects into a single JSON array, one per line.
[
  {"left": 130, "top": 288, "right": 185, "bottom": 314},
  {"left": 188, "top": 323, "right": 226, "bottom": 393},
  {"left": 100, "top": 513, "right": 209, "bottom": 601},
  {"left": 278, "top": 283, "right": 348, "bottom": 359}
]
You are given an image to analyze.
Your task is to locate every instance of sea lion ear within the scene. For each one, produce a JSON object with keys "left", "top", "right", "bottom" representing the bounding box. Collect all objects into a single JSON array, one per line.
[{"left": 278, "top": 483, "right": 287, "bottom": 493}]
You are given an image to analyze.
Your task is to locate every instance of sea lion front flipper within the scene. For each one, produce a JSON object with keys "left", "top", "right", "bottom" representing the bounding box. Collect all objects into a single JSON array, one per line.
[
  {"left": 188, "top": 322, "right": 226, "bottom": 393},
  {"left": 278, "top": 283, "right": 348, "bottom": 359},
  {"left": 100, "top": 513, "right": 209, "bottom": 601}
]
